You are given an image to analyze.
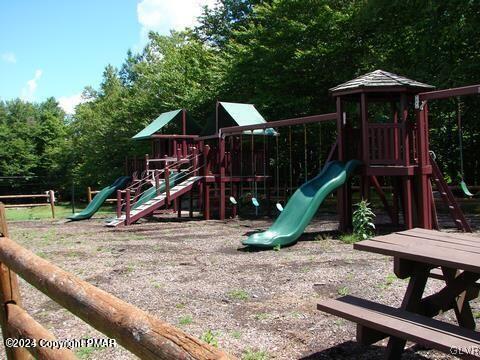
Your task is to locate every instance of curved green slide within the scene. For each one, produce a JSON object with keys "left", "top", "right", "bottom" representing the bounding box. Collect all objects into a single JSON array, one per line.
[
  {"left": 68, "top": 176, "right": 131, "bottom": 221},
  {"left": 132, "top": 171, "right": 186, "bottom": 209},
  {"left": 242, "top": 160, "right": 360, "bottom": 249}
]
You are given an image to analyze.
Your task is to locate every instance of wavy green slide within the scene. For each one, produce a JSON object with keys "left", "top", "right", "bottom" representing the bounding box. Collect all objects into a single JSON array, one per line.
[
  {"left": 68, "top": 176, "right": 131, "bottom": 221},
  {"left": 242, "top": 160, "right": 360, "bottom": 249}
]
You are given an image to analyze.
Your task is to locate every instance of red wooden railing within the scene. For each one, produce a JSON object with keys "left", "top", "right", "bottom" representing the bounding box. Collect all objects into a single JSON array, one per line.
[{"left": 367, "top": 123, "right": 405, "bottom": 165}]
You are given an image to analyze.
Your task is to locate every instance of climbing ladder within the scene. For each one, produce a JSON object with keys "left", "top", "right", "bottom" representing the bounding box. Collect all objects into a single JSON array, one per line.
[{"left": 429, "top": 153, "right": 471, "bottom": 232}]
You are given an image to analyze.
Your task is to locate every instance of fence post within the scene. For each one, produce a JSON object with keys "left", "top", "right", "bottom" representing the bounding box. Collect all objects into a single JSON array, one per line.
[
  {"left": 0, "top": 203, "right": 31, "bottom": 360},
  {"left": 87, "top": 186, "right": 92, "bottom": 203},
  {"left": 48, "top": 191, "right": 55, "bottom": 219}
]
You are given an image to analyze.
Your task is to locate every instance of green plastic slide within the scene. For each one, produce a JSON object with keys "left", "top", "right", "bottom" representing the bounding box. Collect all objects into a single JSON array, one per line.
[
  {"left": 68, "top": 176, "right": 131, "bottom": 221},
  {"left": 460, "top": 180, "right": 475, "bottom": 197},
  {"left": 242, "top": 160, "right": 360, "bottom": 249},
  {"left": 131, "top": 171, "right": 186, "bottom": 210}
]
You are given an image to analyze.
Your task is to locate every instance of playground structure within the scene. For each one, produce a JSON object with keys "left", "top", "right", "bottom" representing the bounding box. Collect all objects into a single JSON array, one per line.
[
  {"left": 82, "top": 70, "right": 478, "bottom": 242},
  {"left": 0, "top": 203, "right": 232, "bottom": 360},
  {"left": 0, "top": 191, "right": 56, "bottom": 218}
]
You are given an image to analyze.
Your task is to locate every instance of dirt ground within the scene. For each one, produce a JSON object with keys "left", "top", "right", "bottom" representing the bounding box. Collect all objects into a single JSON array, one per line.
[{"left": 2, "top": 210, "right": 480, "bottom": 360}]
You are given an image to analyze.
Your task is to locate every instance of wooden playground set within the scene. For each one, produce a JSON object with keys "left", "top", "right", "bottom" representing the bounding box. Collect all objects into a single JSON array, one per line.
[
  {"left": 72, "top": 70, "right": 476, "bottom": 241},
  {"left": 2, "top": 70, "right": 480, "bottom": 359}
]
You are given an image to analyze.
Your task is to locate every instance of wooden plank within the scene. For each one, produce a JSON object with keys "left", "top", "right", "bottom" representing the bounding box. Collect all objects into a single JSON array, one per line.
[
  {"left": 375, "top": 234, "right": 480, "bottom": 255},
  {"left": 0, "top": 236, "right": 233, "bottom": 360},
  {"left": 396, "top": 231, "right": 480, "bottom": 250},
  {"left": 6, "top": 303, "right": 77, "bottom": 360},
  {"left": 318, "top": 296, "right": 480, "bottom": 359},
  {"left": 0, "top": 194, "right": 48, "bottom": 199},
  {"left": 4, "top": 204, "right": 49, "bottom": 208},
  {"left": 405, "top": 228, "right": 480, "bottom": 244},
  {"left": 354, "top": 238, "right": 480, "bottom": 274}
]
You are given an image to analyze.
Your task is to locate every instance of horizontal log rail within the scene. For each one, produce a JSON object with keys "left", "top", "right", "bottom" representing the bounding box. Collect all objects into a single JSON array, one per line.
[
  {"left": 220, "top": 112, "right": 337, "bottom": 137},
  {"left": 6, "top": 303, "right": 77, "bottom": 360},
  {"left": 0, "top": 191, "right": 55, "bottom": 218},
  {"left": 0, "top": 203, "right": 234, "bottom": 360}
]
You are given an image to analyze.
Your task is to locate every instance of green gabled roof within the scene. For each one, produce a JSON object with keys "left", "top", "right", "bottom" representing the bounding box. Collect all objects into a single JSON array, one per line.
[
  {"left": 220, "top": 102, "right": 266, "bottom": 126},
  {"left": 132, "top": 109, "right": 182, "bottom": 140}
]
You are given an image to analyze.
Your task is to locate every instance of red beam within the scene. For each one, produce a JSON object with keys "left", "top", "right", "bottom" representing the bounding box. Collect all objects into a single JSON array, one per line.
[
  {"left": 150, "top": 134, "right": 199, "bottom": 139},
  {"left": 220, "top": 113, "right": 337, "bottom": 136},
  {"left": 419, "top": 85, "right": 480, "bottom": 101}
]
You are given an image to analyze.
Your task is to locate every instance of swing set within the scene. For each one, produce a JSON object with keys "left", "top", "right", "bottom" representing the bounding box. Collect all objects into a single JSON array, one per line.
[{"left": 221, "top": 113, "right": 338, "bottom": 217}]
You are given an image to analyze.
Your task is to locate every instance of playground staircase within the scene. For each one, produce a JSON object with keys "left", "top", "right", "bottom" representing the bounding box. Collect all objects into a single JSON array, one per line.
[
  {"left": 429, "top": 154, "right": 471, "bottom": 232},
  {"left": 106, "top": 176, "right": 201, "bottom": 227}
]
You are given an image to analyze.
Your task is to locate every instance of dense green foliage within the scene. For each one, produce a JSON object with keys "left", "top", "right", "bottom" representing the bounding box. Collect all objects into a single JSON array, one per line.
[{"left": 2, "top": 0, "right": 480, "bottom": 195}]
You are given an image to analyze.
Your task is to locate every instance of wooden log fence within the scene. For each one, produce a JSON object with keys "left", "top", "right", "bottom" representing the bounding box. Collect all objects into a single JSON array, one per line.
[
  {"left": 0, "top": 203, "right": 234, "bottom": 360},
  {"left": 0, "top": 191, "right": 55, "bottom": 219}
]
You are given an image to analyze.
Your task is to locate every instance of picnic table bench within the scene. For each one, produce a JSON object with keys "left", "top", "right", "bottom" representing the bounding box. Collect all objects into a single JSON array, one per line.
[{"left": 317, "top": 228, "right": 480, "bottom": 359}]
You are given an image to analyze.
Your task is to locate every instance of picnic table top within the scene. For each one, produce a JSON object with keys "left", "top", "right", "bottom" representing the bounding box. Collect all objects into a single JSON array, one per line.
[{"left": 354, "top": 228, "right": 480, "bottom": 274}]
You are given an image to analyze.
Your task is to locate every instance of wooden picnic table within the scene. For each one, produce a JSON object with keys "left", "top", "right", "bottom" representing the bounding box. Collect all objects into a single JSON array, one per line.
[{"left": 318, "top": 228, "right": 480, "bottom": 359}]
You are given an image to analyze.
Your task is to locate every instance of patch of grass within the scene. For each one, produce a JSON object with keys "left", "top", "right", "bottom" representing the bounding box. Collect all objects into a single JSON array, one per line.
[
  {"left": 5, "top": 203, "right": 115, "bottom": 221},
  {"left": 227, "top": 289, "right": 250, "bottom": 301},
  {"left": 199, "top": 330, "right": 219, "bottom": 347},
  {"left": 337, "top": 286, "right": 349, "bottom": 296},
  {"left": 290, "top": 311, "right": 302, "bottom": 319},
  {"left": 339, "top": 233, "right": 360, "bottom": 244},
  {"left": 242, "top": 349, "right": 269, "bottom": 360},
  {"left": 231, "top": 330, "right": 242, "bottom": 339},
  {"left": 75, "top": 347, "right": 97, "bottom": 359},
  {"left": 175, "top": 303, "right": 185, "bottom": 309},
  {"left": 253, "top": 312, "right": 270, "bottom": 321},
  {"left": 273, "top": 244, "right": 281, "bottom": 251},
  {"left": 125, "top": 264, "right": 135, "bottom": 273},
  {"left": 300, "top": 266, "right": 310, "bottom": 273},
  {"left": 473, "top": 311, "right": 480, "bottom": 319},
  {"left": 179, "top": 315, "right": 193, "bottom": 326},
  {"left": 151, "top": 281, "right": 163, "bottom": 289}
]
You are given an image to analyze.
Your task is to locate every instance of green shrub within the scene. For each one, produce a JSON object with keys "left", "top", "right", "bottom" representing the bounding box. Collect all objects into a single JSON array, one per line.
[
  {"left": 352, "top": 200, "right": 376, "bottom": 240},
  {"left": 200, "top": 330, "right": 219, "bottom": 347}
]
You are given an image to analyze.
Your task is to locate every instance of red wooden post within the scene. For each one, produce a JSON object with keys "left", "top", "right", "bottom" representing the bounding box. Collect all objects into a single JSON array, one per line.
[
  {"left": 154, "top": 170, "right": 160, "bottom": 196},
  {"left": 125, "top": 190, "right": 131, "bottom": 225},
  {"left": 192, "top": 147, "right": 198, "bottom": 176},
  {"left": 202, "top": 145, "right": 211, "bottom": 220},
  {"left": 116, "top": 190, "right": 122, "bottom": 218},
  {"left": 219, "top": 137, "right": 226, "bottom": 220},
  {"left": 165, "top": 168, "right": 170, "bottom": 206},
  {"left": 177, "top": 195, "right": 182, "bottom": 218},
  {"left": 416, "top": 103, "right": 432, "bottom": 229},
  {"left": 360, "top": 93, "right": 370, "bottom": 200},
  {"left": 189, "top": 187, "right": 194, "bottom": 218},
  {"left": 336, "top": 97, "right": 347, "bottom": 231}
]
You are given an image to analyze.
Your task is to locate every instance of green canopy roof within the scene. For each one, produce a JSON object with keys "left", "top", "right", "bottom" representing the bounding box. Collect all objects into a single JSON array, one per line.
[
  {"left": 217, "top": 102, "right": 276, "bottom": 136},
  {"left": 220, "top": 102, "right": 266, "bottom": 126},
  {"left": 132, "top": 109, "right": 182, "bottom": 140}
]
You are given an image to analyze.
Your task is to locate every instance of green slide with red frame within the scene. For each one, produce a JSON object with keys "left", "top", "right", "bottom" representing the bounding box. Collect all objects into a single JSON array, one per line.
[{"left": 242, "top": 160, "right": 360, "bottom": 249}]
